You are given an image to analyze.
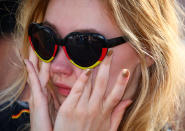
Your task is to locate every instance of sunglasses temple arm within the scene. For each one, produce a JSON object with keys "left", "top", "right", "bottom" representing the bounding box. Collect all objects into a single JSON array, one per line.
[{"left": 105, "top": 36, "right": 129, "bottom": 48}]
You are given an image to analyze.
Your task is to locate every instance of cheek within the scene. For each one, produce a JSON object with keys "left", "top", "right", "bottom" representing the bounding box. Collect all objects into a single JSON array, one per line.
[
  {"left": 112, "top": 44, "right": 140, "bottom": 71},
  {"left": 111, "top": 43, "right": 139, "bottom": 74},
  {"left": 106, "top": 43, "right": 140, "bottom": 94}
]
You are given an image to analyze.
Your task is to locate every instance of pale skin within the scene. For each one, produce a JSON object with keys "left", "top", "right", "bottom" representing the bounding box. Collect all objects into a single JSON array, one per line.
[{"left": 23, "top": 0, "right": 148, "bottom": 130}]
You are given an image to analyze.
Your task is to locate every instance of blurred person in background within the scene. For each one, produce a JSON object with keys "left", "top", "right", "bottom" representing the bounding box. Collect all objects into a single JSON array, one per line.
[{"left": 0, "top": 0, "right": 30, "bottom": 131}]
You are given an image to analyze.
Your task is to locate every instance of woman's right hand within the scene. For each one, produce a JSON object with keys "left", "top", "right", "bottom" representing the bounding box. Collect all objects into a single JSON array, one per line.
[{"left": 25, "top": 48, "right": 53, "bottom": 131}]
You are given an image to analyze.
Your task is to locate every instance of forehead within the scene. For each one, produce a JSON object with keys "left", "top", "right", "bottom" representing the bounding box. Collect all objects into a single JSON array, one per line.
[{"left": 44, "top": 0, "right": 123, "bottom": 38}]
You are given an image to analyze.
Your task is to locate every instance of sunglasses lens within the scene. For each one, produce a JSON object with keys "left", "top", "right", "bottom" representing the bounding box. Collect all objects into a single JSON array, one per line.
[
  {"left": 29, "top": 24, "right": 56, "bottom": 61},
  {"left": 65, "top": 34, "right": 105, "bottom": 67}
]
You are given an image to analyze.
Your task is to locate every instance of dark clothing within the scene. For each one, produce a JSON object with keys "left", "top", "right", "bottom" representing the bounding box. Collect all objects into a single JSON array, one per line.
[{"left": 0, "top": 101, "right": 30, "bottom": 131}]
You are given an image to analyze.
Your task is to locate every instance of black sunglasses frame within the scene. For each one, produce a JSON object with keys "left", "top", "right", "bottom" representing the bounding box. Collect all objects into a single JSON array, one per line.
[{"left": 28, "top": 22, "right": 129, "bottom": 69}]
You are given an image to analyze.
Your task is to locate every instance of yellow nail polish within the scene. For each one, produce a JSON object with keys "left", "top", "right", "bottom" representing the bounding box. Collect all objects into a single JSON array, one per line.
[
  {"left": 85, "top": 69, "right": 91, "bottom": 76},
  {"left": 122, "top": 69, "right": 129, "bottom": 78},
  {"left": 107, "top": 50, "right": 113, "bottom": 57}
]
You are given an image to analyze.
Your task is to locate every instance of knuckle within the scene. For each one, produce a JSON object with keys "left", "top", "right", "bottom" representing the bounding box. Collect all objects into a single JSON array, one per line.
[
  {"left": 79, "top": 74, "right": 87, "bottom": 83},
  {"left": 73, "top": 87, "right": 83, "bottom": 96},
  {"left": 59, "top": 107, "right": 72, "bottom": 117}
]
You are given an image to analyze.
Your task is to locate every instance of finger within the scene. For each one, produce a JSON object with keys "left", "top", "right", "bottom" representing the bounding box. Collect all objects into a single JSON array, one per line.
[
  {"left": 25, "top": 59, "right": 52, "bottom": 131},
  {"left": 122, "top": 64, "right": 141, "bottom": 100},
  {"left": 62, "top": 69, "right": 91, "bottom": 108},
  {"left": 103, "top": 69, "right": 130, "bottom": 113},
  {"left": 89, "top": 50, "right": 113, "bottom": 106},
  {"left": 47, "top": 86, "right": 60, "bottom": 110},
  {"left": 38, "top": 62, "right": 50, "bottom": 91},
  {"left": 29, "top": 47, "right": 39, "bottom": 73},
  {"left": 24, "top": 59, "right": 43, "bottom": 101},
  {"left": 78, "top": 73, "right": 92, "bottom": 106},
  {"left": 110, "top": 100, "right": 132, "bottom": 131}
]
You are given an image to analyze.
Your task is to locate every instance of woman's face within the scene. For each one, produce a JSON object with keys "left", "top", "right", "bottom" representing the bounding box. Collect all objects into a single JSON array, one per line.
[{"left": 45, "top": 0, "right": 141, "bottom": 103}]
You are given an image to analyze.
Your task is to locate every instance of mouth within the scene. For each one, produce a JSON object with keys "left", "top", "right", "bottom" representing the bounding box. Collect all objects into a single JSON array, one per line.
[{"left": 54, "top": 83, "right": 72, "bottom": 96}]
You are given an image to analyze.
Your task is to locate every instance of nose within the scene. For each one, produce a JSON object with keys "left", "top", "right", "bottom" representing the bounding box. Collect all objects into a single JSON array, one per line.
[{"left": 50, "top": 48, "right": 73, "bottom": 77}]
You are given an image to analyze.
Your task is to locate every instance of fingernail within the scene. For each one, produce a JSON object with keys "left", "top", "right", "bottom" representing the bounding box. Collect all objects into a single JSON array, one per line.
[
  {"left": 85, "top": 69, "right": 91, "bottom": 76},
  {"left": 107, "top": 50, "right": 113, "bottom": 57},
  {"left": 122, "top": 69, "right": 129, "bottom": 78}
]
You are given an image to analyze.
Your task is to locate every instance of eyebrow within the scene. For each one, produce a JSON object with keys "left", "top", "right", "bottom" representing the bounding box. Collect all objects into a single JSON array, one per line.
[
  {"left": 43, "top": 20, "right": 105, "bottom": 36},
  {"left": 72, "top": 28, "right": 102, "bottom": 34},
  {"left": 43, "top": 21, "right": 60, "bottom": 34}
]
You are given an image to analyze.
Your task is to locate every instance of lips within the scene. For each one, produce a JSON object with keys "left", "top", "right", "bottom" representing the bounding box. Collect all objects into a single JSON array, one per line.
[{"left": 54, "top": 83, "right": 72, "bottom": 96}]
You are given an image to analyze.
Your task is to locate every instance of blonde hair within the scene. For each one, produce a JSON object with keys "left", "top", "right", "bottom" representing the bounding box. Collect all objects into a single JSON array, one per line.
[{"left": 1, "top": 0, "right": 185, "bottom": 130}]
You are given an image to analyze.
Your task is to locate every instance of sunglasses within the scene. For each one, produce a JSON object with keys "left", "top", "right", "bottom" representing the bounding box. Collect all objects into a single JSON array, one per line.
[{"left": 28, "top": 22, "right": 129, "bottom": 69}]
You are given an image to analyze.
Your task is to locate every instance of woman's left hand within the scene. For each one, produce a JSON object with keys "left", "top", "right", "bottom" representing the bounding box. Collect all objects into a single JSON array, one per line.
[{"left": 54, "top": 50, "right": 132, "bottom": 131}]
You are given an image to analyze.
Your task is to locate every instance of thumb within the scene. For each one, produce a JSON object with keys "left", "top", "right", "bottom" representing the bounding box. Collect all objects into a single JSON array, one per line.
[{"left": 110, "top": 100, "right": 132, "bottom": 131}]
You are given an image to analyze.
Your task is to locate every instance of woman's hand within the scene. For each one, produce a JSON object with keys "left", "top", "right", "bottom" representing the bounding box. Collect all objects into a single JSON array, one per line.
[
  {"left": 25, "top": 48, "right": 53, "bottom": 131},
  {"left": 54, "top": 50, "right": 132, "bottom": 131},
  {"left": 25, "top": 49, "right": 132, "bottom": 131}
]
